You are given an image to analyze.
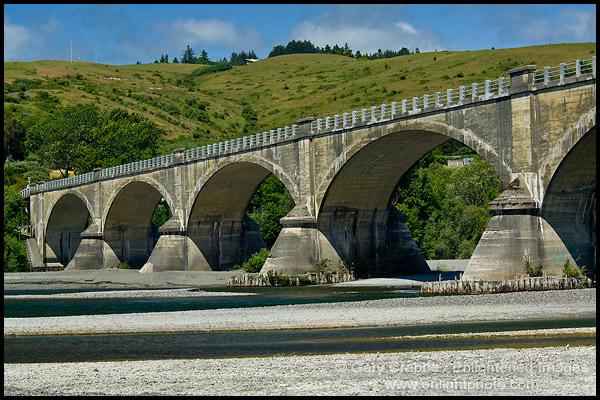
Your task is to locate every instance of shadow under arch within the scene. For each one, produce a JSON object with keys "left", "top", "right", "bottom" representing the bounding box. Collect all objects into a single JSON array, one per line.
[
  {"left": 101, "top": 175, "right": 176, "bottom": 225},
  {"left": 44, "top": 193, "right": 91, "bottom": 267},
  {"left": 188, "top": 161, "right": 289, "bottom": 270},
  {"left": 541, "top": 126, "right": 596, "bottom": 275},
  {"left": 103, "top": 180, "right": 167, "bottom": 268}
]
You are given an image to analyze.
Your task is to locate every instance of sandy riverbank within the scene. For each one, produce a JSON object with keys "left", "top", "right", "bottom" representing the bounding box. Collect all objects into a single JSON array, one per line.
[{"left": 4, "top": 287, "right": 595, "bottom": 336}]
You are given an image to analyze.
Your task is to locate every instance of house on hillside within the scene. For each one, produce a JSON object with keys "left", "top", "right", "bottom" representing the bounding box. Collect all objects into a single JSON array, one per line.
[{"left": 446, "top": 157, "right": 475, "bottom": 167}]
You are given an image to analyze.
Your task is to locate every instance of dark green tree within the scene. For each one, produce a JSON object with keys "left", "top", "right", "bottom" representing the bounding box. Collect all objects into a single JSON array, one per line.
[
  {"left": 395, "top": 142, "right": 503, "bottom": 260},
  {"left": 4, "top": 111, "right": 28, "bottom": 161},
  {"left": 247, "top": 174, "right": 295, "bottom": 248},
  {"left": 25, "top": 104, "right": 163, "bottom": 176},
  {"left": 4, "top": 186, "right": 29, "bottom": 272},
  {"left": 25, "top": 103, "right": 101, "bottom": 177},
  {"left": 75, "top": 108, "right": 164, "bottom": 173},
  {"left": 198, "top": 49, "right": 210, "bottom": 64},
  {"left": 181, "top": 45, "right": 195, "bottom": 63}
]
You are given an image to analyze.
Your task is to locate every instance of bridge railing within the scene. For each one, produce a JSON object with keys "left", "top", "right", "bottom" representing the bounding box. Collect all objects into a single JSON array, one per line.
[
  {"left": 20, "top": 57, "right": 595, "bottom": 198},
  {"left": 533, "top": 57, "right": 596, "bottom": 84},
  {"left": 310, "top": 75, "right": 512, "bottom": 132},
  {"left": 181, "top": 124, "right": 298, "bottom": 162}
]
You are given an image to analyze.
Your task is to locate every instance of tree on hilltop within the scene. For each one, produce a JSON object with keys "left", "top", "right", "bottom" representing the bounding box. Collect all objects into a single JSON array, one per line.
[{"left": 181, "top": 45, "right": 195, "bottom": 64}]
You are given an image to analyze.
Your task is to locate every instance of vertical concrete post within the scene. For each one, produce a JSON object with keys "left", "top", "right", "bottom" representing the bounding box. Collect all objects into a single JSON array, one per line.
[
  {"left": 412, "top": 97, "right": 420, "bottom": 111},
  {"left": 141, "top": 148, "right": 209, "bottom": 272},
  {"left": 447, "top": 88, "right": 453, "bottom": 104},
  {"left": 66, "top": 168, "right": 121, "bottom": 270},
  {"left": 261, "top": 117, "right": 341, "bottom": 276},
  {"left": 508, "top": 65, "right": 536, "bottom": 93}
]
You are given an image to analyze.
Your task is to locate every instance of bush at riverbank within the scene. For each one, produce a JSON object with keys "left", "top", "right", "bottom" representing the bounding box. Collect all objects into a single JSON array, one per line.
[
  {"left": 227, "top": 270, "right": 355, "bottom": 287},
  {"left": 420, "top": 275, "right": 595, "bottom": 295}
]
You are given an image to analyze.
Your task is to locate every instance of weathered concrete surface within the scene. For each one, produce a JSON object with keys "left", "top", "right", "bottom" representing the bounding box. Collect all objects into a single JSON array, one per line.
[{"left": 25, "top": 63, "right": 596, "bottom": 280}]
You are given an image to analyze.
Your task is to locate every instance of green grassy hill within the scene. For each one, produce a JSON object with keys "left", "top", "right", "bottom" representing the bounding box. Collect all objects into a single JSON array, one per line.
[{"left": 4, "top": 43, "right": 596, "bottom": 154}]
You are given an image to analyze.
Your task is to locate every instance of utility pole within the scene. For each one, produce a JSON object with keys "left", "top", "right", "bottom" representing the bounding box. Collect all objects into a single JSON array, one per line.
[
  {"left": 94, "top": 44, "right": 98, "bottom": 63},
  {"left": 70, "top": 40, "right": 73, "bottom": 62}
]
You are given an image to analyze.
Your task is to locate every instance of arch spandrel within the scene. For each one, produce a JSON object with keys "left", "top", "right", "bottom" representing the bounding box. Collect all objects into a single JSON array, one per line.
[{"left": 537, "top": 108, "right": 596, "bottom": 196}]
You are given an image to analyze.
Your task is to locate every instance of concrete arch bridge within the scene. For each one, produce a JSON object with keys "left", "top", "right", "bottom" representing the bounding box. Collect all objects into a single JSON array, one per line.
[{"left": 22, "top": 59, "right": 596, "bottom": 280}]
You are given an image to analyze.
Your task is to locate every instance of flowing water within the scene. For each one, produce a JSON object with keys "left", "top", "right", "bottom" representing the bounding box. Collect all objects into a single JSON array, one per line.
[{"left": 4, "top": 286, "right": 595, "bottom": 363}]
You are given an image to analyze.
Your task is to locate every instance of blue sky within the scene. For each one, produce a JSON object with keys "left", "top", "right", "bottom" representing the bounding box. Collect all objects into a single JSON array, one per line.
[{"left": 4, "top": 4, "right": 596, "bottom": 65}]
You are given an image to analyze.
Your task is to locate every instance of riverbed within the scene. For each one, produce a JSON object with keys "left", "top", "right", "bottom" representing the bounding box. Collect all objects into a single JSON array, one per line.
[{"left": 3, "top": 269, "right": 596, "bottom": 395}]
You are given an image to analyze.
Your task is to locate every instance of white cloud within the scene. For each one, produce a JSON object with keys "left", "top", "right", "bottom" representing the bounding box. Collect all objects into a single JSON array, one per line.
[
  {"left": 396, "top": 22, "right": 417, "bottom": 35},
  {"left": 173, "top": 18, "right": 263, "bottom": 50},
  {"left": 556, "top": 9, "right": 596, "bottom": 42},
  {"left": 484, "top": 5, "right": 596, "bottom": 47},
  {"left": 289, "top": 5, "right": 445, "bottom": 54},
  {"left": 40, "top": 17, "right": 61, "bottom": 34},
  {"left": 4, "top": 13, "right": 32, "bottom": 61}
]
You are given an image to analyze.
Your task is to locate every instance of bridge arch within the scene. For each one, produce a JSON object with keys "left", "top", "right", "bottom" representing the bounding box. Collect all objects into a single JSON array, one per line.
[
  {"left": 102, "top": 175, "right": 176, "bottom": 225},
  {"left": 44, "top": 191, "right": 92, "bottom": 267},
  {"left": 315, "top": 120, "right": 507, "bottom": 276},
  {"left": 186, "top": 155, "right": 299, "bottom": 213},
  {"left": 541, "top": 125, "right": 596, "bottom": 273},
  {"left": 538, "top": 107, "right": 596, "bottom": 196},
  {"left": 187, "top": 160, "right": 294, "bottom": 270},
  {"left": 315, "top": 120, "right": 510, "bottom": 210},
  {"left": 102, "top": 179, "right": 171, "bottom": 268}
]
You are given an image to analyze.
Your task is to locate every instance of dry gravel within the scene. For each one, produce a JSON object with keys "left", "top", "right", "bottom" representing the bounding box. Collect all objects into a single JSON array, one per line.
[{"left": 4, "top": 346, "right": 596, "bottom": 396}]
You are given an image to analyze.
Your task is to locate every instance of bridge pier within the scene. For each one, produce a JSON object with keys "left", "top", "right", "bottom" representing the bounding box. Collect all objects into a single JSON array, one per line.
[
  {"left": 260, "top": 205, "right": 341, "bottom": 275},
  {"left": 261, "top": 205, "right": 430, "bottom": 277},
  {"left": 65, "top": 222, "right": 120, "bottom": 270},
  {"left": 139, "top": 216, "right": 210, "bottom": 272},
  {"left": 463, "top": 175, "right": 579, "bottom": 280}
]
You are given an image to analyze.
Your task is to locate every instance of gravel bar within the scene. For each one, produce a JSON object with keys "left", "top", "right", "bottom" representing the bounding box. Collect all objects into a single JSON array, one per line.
[{"left": 4, "top": 346, "right": 596, "bottom": 395}]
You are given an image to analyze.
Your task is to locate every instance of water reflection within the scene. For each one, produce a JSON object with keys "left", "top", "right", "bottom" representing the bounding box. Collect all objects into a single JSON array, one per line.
[
  {"left": 4, "top": 286, "right": 421, "bottom": 318},
  {"left": 4, "top": 318, "right": 595, "bottom": 363}
]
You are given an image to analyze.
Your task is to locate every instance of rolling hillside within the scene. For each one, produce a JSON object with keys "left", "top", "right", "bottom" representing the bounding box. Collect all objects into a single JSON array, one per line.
[{"left": 4, "top": 43, "right": 596, "bottom": 154}]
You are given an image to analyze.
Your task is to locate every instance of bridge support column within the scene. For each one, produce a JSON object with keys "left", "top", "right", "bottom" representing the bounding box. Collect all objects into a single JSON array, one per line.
[
  {"left": 463, "top": 175, "right": 577, "bottom": 281},
  {"left": 260, "top": 205, "right": 341, "bottom": 276},
  {"left": 140, "top": 216, "right": 211, "bottom": 272},
  {"left": 65, "top": 222, "right": 120, "bottom": 270}
]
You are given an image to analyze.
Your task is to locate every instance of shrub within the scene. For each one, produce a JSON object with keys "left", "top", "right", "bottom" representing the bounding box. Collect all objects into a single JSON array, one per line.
[
  {"left": 525, "top": 260, "right": 543, "bottom": 277},
  {"left": 233, "top": 248, "right": 269, "bottom": 273},
  {"left": 563, "top": 259, "right": 585, "bottom": 278},
  {"left": 116, "top": 261, "right": 134, "bottom": 269}
]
